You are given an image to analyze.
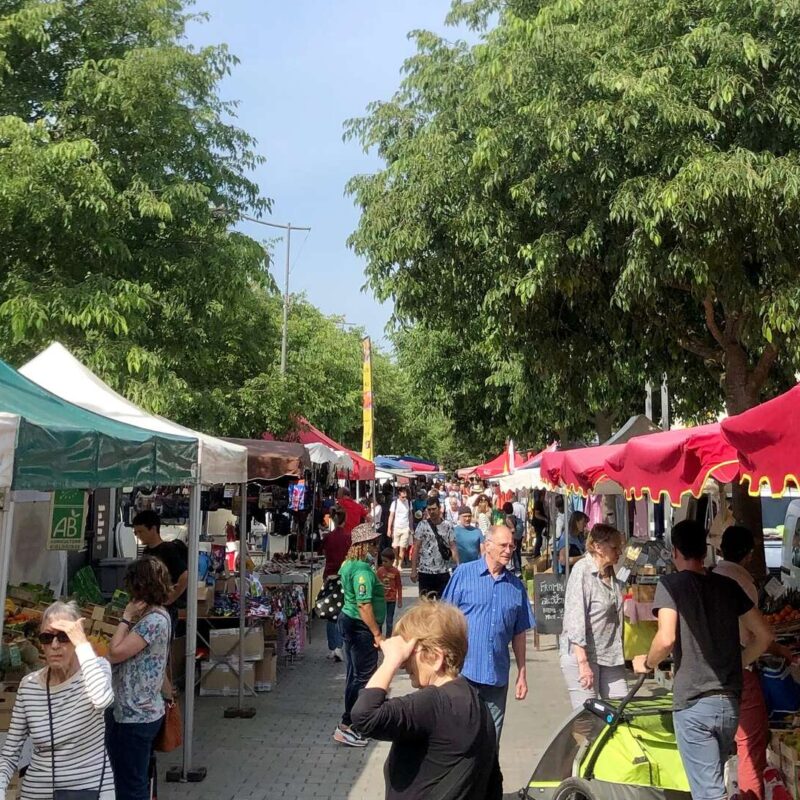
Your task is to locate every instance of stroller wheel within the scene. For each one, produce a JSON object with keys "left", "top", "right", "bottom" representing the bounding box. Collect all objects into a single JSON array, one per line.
[{"left": 552, "top": 778, "right": 597, "bottom": 800}]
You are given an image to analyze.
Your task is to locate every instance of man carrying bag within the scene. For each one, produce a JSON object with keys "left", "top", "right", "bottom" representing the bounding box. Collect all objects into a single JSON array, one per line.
[{"left": 410, "top": 497, "right": 459, "bottom": 599}]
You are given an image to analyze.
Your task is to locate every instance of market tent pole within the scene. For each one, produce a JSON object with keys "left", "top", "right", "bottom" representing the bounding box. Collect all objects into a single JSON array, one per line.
[
  {"left": 0, "top": 498, "right": 15, "bottom": 644},
  {"left": 226, "top": 481, "right": 254, "bottom": 718},
  {"left": 172, "top": 481, "right": 206, "bottom": 783}
]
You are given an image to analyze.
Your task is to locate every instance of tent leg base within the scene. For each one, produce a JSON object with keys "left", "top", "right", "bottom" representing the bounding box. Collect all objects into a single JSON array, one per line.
[
  {"left": 224, "top": 706, "right": 256, "bottom": 718},
  {"left": 166, "top": 766, "right": 207, "bottom": 783}
]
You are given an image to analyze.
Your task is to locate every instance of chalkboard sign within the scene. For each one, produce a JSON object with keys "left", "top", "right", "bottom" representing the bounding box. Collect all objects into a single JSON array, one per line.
[{"left": 534, "top": 573, "right": 567, "bottom": 635}]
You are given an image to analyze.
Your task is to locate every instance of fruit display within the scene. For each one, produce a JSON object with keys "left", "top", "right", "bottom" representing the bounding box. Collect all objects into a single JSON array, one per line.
[{"left": 763, "top": 589, "right": 800, "bottom": 629}]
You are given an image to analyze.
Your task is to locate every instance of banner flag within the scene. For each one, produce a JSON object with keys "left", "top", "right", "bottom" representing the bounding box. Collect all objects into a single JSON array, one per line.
[{"left": 361, "top": 337, "right": 374, "bottom": 461}]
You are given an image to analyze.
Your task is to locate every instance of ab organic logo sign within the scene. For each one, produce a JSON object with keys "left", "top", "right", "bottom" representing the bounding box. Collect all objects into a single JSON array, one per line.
[{"left": 49, "top": 490, "right": 88, "bottom": 551}]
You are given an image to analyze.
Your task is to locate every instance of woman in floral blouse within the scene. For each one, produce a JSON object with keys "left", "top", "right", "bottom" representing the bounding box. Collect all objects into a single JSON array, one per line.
[{"left": 107, "top": 556, "right": 172, "bottom": 800}]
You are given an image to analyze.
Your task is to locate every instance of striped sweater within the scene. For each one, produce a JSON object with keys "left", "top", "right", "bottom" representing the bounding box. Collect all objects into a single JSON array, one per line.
[{"left": 0, "top": 643, "right": 115, "bottom": 799}]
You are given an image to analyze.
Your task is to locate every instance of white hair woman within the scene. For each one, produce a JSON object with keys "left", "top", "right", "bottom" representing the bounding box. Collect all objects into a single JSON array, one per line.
[{"left": 0, "top": 601, "right": 114, "bottom": 798}]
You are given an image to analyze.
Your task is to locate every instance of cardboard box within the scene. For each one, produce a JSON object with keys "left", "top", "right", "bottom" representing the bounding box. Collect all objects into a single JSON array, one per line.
[
  {"left": 197, "top": 583, "right": 213, "bottom": 617},
  {"left": 254, "top": 643, "right": 277, "bottom": 692},
  {"left": 632, "top": 584, "right": 656, "bottom": 603},
  {"left": 199, "top": 662, "right": 254, "bottom": 696},
  {"left": 0, "top": 687, "right": 18, "bottom": 731},
  {"left": 262, "top": 619, "right": 278, "bottom": 640},
  {"left": 208, "top": 627, "right": 264, "bottom": 661}
]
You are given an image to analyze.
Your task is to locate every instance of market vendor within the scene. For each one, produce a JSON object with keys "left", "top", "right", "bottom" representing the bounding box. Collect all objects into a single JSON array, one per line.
[
  {"left": 132, "top": 510, "right": 188, "bottom": 624},
  {"left": 556, "top": 511, "right": 588, "bottom": 575}
]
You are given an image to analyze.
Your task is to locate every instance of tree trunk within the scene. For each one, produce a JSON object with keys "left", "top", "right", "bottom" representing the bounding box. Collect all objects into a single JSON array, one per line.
[{"left": 724, "top": 342, "right": 766, "bottom": 579}]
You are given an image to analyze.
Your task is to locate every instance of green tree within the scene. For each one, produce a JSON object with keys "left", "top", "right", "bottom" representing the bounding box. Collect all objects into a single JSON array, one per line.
[
  {"left": 0, "top": 0, "right": 271, "bottom": 428},
  {"left": 349, "top": 0, "right": 800, "bottom": 571}
]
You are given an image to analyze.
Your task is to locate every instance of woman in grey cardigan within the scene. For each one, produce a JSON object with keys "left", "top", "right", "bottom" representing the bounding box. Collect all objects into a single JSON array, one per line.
[{"left": 559, "top": 524, "right": 627, "bottom": 710}]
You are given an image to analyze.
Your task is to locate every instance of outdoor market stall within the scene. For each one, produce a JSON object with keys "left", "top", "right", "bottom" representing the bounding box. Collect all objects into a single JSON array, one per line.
[
  {"left": 222, "top": 439, "right": 319, "bottom": 655},
  {"left": 0, "top": 354, "right": 200, "bottom": 780},
  {"left": 19, "top": 341, "right": 248, "bottom": 780}
]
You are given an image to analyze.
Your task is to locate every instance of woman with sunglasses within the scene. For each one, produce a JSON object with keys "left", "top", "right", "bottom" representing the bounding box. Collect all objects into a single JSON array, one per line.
[
  {"left": 0, "top": 601, "right": 114, "bottom": 798},
  {"left": 106, "top": 556, "right": 172, "bottom": 800}
]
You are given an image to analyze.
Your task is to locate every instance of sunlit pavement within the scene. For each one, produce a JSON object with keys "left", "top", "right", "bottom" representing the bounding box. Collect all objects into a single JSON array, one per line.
[{"left": 160, "top": 578, "right": 571, "bottom": 800}]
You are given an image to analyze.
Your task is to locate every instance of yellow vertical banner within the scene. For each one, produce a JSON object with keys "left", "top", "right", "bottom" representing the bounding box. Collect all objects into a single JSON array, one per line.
[{"left": 361, "top": 336, "right": 374, "bottom": 461}]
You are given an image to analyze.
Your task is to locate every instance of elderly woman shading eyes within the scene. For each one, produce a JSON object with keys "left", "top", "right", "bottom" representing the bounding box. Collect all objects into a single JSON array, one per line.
[{"left": 0, "top": 601, "right": 114, "bottom": 798}]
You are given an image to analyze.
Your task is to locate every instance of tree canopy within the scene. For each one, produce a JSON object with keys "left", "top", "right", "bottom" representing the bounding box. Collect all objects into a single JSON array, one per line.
[
  {"left": 348, "top": 0, "right": 800, "bottom": 447},
  {"left": 0, "top": 0, "right": 440, "bottom": 460}
]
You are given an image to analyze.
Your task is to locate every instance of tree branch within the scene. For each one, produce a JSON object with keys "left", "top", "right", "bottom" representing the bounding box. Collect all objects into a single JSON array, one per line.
[
  {"left": 747, "top": 343, "right": 778, "bottom": 397},
  {"left": 703, "top": 294, "right": 726, "bottom": 347},
  {"left": 677, "top": 336, "right": 723, "bottom": 363}
]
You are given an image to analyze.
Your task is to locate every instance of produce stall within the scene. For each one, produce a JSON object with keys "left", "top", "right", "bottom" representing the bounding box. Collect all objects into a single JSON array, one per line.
[{"left": 19, "top": 341, "right": 249, "bottom": 781}]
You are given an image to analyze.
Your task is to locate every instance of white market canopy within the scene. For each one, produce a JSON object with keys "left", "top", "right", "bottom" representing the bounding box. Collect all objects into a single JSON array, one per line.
[
  {"left": 304, "top": 441, "right": 354, "bottom": 470},
  {"left": 20, "top": 343, "right": 247, "bottom": 485}
]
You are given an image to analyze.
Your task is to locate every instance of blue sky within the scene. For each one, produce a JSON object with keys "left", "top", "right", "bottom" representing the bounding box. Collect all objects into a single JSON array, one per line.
[{"left": 186, "top": 1, "right": 466, "bottom": 346}]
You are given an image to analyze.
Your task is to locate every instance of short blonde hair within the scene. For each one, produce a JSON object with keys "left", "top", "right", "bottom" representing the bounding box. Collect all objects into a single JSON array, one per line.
[
  {"left": 586, "top": 523, "right": 623, "bottom": 554},
  {"left": 394, "top": 599, "right": 468, "bottom": 677}
]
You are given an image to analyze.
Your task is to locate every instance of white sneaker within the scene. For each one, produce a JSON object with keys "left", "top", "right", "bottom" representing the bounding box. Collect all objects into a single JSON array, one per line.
[
  {"left": 326, "top": 650, "right": 336, "bottom": 660},
  {"left": 333, "top": 725, "right": 368, "bottom": 747},
  {"left": 333, "top": 648, "right": 344, "bottom": 662}
]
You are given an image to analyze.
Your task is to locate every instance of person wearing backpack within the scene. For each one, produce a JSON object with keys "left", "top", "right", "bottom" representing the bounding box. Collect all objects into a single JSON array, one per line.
[{"left": 410, "top": 497, "right": 459, "bottom": 599}]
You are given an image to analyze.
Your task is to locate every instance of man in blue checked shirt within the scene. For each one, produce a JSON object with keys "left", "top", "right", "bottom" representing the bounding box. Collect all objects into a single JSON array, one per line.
[{"left": 443, "top": 524, "right": 535, "bottom": 742}]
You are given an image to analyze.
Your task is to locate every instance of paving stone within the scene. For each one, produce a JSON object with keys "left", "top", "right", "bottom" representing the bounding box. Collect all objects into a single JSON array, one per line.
[{"left": 159, "top": 578, "right": 571, "bottom": 799}]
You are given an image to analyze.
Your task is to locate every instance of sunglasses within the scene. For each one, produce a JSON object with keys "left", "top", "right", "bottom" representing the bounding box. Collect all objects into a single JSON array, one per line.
[{"left": 38, "top": 632, "right": 70, "bottom": 645}]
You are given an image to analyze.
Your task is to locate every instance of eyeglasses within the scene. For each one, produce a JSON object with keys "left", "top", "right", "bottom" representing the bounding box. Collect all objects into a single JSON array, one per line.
[
  {"left": 493, "top": 542, "right": 516, "bottom": 551},
  {"left": 38, "top": 632, "right": 70, "bottom": 645}
]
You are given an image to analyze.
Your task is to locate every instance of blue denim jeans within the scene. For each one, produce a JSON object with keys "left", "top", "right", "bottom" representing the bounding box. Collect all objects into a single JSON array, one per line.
[
  {"left": 383, "top": 602, "right": 397, "bottom": 637},
  {"left": 107, "top": 715, "right": 164, "bottom": 800},
  {"left": 327, "top": 619, "right": 342, "bottom": 651},
  {"left": 467, "top": 679, "right": 508, "bottom": 743},
  {"left": 674, "top": 695, "right": 740, "bottom": 800},
  {"left": 338, "top": 613, "right": 378, "bottom": 728}
]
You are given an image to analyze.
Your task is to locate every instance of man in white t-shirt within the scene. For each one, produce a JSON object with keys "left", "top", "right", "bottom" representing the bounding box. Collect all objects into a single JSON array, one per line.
[{"left": 388, "top": 486, "right": 412, "bottom": 568}]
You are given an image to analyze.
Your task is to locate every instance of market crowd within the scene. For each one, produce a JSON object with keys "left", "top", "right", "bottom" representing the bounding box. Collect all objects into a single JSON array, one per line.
[
  {"left": 0, "top": 511, "right": 188, "bottom": 800},
  {"left": 321, "top": 478, "right": 789, "bottom": 800}
]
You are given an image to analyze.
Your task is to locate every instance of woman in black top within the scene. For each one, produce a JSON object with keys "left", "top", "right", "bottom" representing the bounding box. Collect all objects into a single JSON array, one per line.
[{"left": 351, "top": 601, "right": 502, "bottom": 800}]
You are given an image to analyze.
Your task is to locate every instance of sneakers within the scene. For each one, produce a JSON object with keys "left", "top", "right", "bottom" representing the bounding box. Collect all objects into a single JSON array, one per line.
[
  {"left": 333, "top": 725, "right": 368, "bottom": 747},
  {"left": 333, "top": 648, "right": 343, "bottom": 662},
  {"left": 326, "top": 650, "right": 336, "bottom": 660}
]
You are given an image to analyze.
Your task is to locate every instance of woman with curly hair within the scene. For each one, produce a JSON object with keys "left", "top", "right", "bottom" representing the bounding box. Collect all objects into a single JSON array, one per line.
[
  {"left": 106, "top": 556, "right": 173, "bottom": 800},
  {"left": 334, "top": 523, "right": 386, "bottom": 748}
]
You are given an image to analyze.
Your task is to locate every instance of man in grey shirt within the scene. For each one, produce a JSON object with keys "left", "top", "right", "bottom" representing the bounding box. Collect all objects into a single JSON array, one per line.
[{"left": 634, "top": 520, "right": 772, "bottom": 800}]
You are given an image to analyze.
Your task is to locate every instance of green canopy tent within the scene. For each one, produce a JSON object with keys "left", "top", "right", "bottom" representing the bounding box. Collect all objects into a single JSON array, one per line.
[{"left": 0, "top": 356, "right": 198, "bottom": 646}]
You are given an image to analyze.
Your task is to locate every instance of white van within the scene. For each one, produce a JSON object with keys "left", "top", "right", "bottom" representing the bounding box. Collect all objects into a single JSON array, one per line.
[{"left": 780, "top": 498, "right": 800, "bottom": 588}]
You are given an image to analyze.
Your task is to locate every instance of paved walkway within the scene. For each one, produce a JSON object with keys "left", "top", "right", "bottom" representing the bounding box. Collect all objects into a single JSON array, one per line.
[{"left": 161, "top": 579, "right": 571, "bottom": 800}]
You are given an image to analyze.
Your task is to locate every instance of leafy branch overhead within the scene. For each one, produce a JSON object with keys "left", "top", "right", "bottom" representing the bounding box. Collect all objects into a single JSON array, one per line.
[{"left": 348, "top": 0, "right": 800, "bottom": 456}]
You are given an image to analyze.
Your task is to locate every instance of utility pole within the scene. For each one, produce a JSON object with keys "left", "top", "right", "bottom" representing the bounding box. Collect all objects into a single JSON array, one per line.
[{"left": 241, "top": 214, "right": 311, "bottom": 375}]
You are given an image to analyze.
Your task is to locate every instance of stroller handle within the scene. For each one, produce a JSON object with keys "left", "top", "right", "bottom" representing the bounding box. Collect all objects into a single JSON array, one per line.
[{"left": 583, "top": 672, "right": 648, "bottom": 726}]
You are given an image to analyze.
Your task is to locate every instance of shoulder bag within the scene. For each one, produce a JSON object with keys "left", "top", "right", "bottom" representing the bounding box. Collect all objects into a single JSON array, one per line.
[
  {"left": 152, "top": 609, "right": 182, "bottom": 753},
  {"left": 47, "top": 669, "right": 106, "bottom": 800},
  {"left": 315, "top": 576, "right": 343, "bottom": 621},
  {"left": 428, "top": 521, "right": 452, "bottom": 563}
]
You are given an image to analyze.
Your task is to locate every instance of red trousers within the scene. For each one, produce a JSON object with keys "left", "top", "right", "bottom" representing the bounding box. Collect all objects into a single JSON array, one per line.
[{"left": 736, "top": 668, "right": 769, "bottom": 800}]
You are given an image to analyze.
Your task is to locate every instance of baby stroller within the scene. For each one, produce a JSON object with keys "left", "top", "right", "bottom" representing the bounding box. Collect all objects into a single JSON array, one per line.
[{"left": 522, "top": 675, "right": 690, "bottom": 800}]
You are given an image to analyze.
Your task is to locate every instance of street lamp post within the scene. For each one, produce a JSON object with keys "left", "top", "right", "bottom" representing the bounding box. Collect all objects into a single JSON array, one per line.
[{"left": 241, "top": 214, "right": 311, "bottom": 375}]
